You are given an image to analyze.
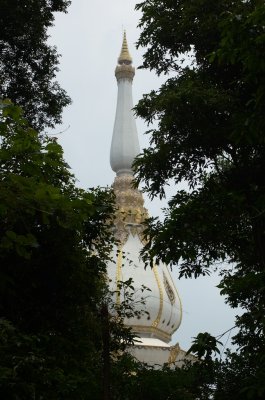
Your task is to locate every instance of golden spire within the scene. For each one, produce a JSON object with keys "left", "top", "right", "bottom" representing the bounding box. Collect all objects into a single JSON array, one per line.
[{"left": 118, "top": 31, "right": 132, "bottom": 65}]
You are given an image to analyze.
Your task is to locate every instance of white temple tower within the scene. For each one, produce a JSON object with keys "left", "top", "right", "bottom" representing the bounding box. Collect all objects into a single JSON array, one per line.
[{"left": 108, "top": 33, "right": 189, "bottom": 366}]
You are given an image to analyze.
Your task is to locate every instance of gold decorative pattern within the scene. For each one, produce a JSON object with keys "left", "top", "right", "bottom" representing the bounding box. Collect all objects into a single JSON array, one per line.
[
  {"left": 115, "top": 64, "right": 135, "bottom": 81},
  {"left": 128, "top": 324, "right": 171, "bottom": 343},
  {"left": 152, "top": 264, "right": 164, "bottom": 328},
  {"left": 115, "top": 31, "right": 135, "bottom": 81},
  {"left": 168, "top": 343, "right": 181, "bottom": 364},
  {"left": 112, "top": 174, "right": 148, "bottom": 245},
  {"left": 163, "top": 272, "right": 176, "bottom": 305},
  {"left": 165, "top": 266, "right": 183, "bottom": 331},
  {"left": 118, "top": 31, "right": 132, "bottom": 64}
]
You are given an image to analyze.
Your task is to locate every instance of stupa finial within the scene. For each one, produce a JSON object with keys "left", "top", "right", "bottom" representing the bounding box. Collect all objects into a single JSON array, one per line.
[
  {"left": 110, "top": 33, "right": 138, "bottom": 176},
  {"left": 118, "top": 30, "right": 132, "bottom": 65}
]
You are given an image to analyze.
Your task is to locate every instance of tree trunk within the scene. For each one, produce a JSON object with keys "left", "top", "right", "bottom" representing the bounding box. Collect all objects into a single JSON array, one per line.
[{"left": 101, "top": 302, "right": 111, "bottom": 400}]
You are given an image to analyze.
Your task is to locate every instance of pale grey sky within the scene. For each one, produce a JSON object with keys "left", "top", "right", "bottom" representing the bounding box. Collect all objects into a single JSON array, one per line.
[{"left": 49, "top": 0, "right": 239, "bottom": 352}]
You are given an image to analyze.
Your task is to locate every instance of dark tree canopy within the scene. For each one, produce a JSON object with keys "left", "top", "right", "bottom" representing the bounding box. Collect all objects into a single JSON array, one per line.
[
  {"left": 0, "top": 0, "right": 71, "bottom": 131},
  {"left": 134, "top": 0, "right": 265, "bottom": 398},
  {"left": 0, "top": 100, "right": 115, "bottom": 398}
]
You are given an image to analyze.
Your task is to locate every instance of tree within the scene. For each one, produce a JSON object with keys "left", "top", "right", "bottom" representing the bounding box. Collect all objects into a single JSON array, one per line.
[
  {"left": 0, "top": 0, "right": 71, "bottom": 131},
  {"left": 134, "top": 0, "right": 265, "bottom": 398},
  {"left": 0, "top": 99, "right": 115, "bottom": 399},
  {"left": 0, "top": 100, "right": 157, "bottom": 400}
]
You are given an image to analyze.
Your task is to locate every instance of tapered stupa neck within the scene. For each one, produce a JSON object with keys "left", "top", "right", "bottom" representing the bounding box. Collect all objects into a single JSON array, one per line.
[{"left": 110, "top": 32, "right": 140, "bottom": 176}]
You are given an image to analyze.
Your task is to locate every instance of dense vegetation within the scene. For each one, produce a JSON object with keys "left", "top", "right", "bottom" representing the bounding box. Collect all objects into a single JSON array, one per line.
[
  {"left": 1, "top": 0, "right": 265, "bottom": 398},
  {"left": 134, "top": 0, "right": 265, "bottom": 398},
  {"left": 0, "top": 2, "right": 125, "bottom": 398},
  {"left": 0, "top": 99, "right": 116, "bottom": 399},
  {"left": 0, "top": 0, "right": 71, "bottom": 131}
]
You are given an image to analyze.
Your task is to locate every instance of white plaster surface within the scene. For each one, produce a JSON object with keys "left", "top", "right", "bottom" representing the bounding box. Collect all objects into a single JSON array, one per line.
[
  {"left": 108, "top": 230, "right": 182, "bottom": 341},
  {"left": 134, "top": 337, "right": 170, "bottom": 347},
  {"left": 130, "top": 343, "right": 191, "bottom": 367},
  {"left": 110, "top": 78, "right": 140, "bottom": 175}
]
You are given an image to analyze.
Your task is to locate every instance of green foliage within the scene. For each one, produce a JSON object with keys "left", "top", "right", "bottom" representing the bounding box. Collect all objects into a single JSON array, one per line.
[
  {"left": 0, "top": 99, "right": 116, "bottom": 399},
  {"left": 134, "top": 0, "right": 265, "bottom": 398},
  {"left": 113, "top": 358, "right": 216, "bottom": 400},
  {"left": 0, "top": 0, "right": 71, "bottom": 131},
  {"left": 0, "top": 100, "right": 168, "bottom": 399},
  {"left": 187, "top": 332, "right": 222, "bottom": 361}
]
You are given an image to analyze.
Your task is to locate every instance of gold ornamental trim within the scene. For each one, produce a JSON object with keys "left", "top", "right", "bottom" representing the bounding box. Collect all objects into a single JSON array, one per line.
[
  {"left": 152, "top": 264, "right": 164, "bottom": 328},
  {"left": 128, "top": 324, "right": 171, "bottom": 343},
  {"left": 163, "top": 272, "right": 176, "bottom": 305},
  {"left": 118, "top": 31, "right": 133, "bottom": 64},
  {"left": 112, "top": 174, "right": 148, "bottom": 244},
  {"left": 115, "top": 64, "right": 135, "bottom": 81},
  {"left": 168, "top": 343, "right": 181, "bottom": 364},
  {"left": 165, "top": 266, "right": 183, "bottom": 331}
]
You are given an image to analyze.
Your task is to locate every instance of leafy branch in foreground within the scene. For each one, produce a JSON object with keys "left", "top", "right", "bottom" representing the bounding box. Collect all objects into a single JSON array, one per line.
[
  {"left": 0, "top": 99, "right": 116, "bottom": 399},
  {"left": 134, "top": 1, "right": 265, "bottom": 398}
]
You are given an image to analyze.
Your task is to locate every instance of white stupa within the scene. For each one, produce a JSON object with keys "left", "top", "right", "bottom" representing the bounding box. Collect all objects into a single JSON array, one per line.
[{"left": 108, "top": 33, "right": 190, "bottom": 366}]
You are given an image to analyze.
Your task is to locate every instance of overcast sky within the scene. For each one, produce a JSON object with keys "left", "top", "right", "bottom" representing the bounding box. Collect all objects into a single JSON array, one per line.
[{"left": 49, "top": 0, "right": 239, "bottom": 352}]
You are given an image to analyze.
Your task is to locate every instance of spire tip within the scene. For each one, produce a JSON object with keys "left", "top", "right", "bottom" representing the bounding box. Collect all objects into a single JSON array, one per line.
[{"left": 118, "top": 30, "right": 132, "bottom": 65}]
